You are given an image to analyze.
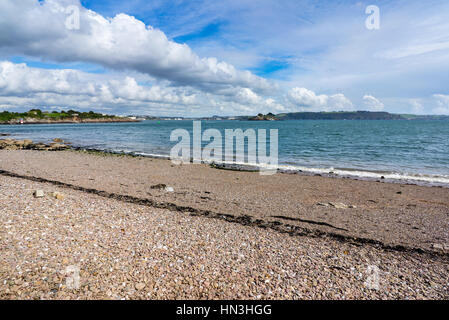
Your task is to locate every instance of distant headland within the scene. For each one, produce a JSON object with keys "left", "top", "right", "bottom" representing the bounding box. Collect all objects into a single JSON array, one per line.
[
  {"left": 140, "top": 111, "right": 449, "bottom": 121},
  {"left": 2, "top": 109, "right": 448, "bottom": 124},
  {"left": 242, "top": 111, "right": 449, "bottom": 121},
  {"left": 248, "top": 113, "right": 279, "bottom": 121},
  {"left": 0, "top": 109, "right": 140, "bottom": 125},
  {"left": 274, "top": 111, "right": 449, "bottom": 120}
]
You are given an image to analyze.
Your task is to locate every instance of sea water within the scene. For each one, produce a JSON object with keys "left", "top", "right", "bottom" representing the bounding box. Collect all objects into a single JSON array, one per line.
[{"left": 2, "top": 119, "right": 448, "bottom": 186}]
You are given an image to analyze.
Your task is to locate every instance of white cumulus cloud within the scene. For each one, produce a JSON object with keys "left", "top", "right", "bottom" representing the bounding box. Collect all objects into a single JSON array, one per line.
[
  {"left": 0, "top": 61, "right": 198, "bottom": 112},
  {"left": 0, "top": 0, "right": 271, "bottom": 96},
  {"left": 287, "top": 87, "right": 353, "bottom": 111},
  {"left": 362, "top": 95, "right": 385, "bottom": 111},
  {"left": 433, "top": 94, "right": 449, "bottom": 115},
  {"left": 0, "top": 61, "right": 286, "bottom": 116}
]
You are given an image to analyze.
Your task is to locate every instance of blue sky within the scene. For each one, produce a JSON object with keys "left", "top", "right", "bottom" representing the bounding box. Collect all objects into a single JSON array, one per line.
[
  {"left": 0, "top": 0, "right": 448, "bottom": 116},
  {"left": 80, "top": 0, "right": 344, "bottom": 79}
]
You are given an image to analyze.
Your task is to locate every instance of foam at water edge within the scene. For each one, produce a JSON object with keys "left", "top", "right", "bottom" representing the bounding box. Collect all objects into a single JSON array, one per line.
[
  {"left": 85, "top": 148, "right": 449, "bottom": 187},
  {"left": 200, "top": 157, "right": 449, "bottom": 186}
]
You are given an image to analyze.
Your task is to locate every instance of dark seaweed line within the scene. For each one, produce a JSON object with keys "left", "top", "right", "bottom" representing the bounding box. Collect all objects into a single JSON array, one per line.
[
  {"left": 0, "top": 169, "right": 447, "bottom": 261},
  {"left": 270, "top": 215, "right": 349, "bottom": 231}
]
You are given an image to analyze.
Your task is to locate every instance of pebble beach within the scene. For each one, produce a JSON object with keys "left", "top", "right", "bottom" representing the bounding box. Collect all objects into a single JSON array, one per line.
[{"left": 0, "top": 149, "right": 448, "bottom": 299}]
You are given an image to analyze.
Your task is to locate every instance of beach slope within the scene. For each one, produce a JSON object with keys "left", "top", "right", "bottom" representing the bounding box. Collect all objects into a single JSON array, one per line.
[{"left": 0, "top": 149, "right": 448, "bottom": 299}]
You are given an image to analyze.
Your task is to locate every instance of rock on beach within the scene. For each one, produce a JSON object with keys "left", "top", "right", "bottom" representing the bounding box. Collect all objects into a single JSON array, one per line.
[{"left": 0, "top": 138, "right": 70, "bottom": 151}]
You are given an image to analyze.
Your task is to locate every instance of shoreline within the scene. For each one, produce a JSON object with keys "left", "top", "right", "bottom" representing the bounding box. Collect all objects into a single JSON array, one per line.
[
  {"left": 2, "top": 134, "right": 448, "bottom": 188},
  {"left": 1, "top": 147, "right": 448, "bottom": 253},
  {"left": 1, "top": 119, "right": 448, "bottom": 188},
  {"left": 0, "top": 119, "right": 141, "bottom": 125},
  {"left": 0, "top": 148, "right": 448, "bottom": 299},
  {"left": 74, "top": 147, "right": 449, "bottom": 188}
]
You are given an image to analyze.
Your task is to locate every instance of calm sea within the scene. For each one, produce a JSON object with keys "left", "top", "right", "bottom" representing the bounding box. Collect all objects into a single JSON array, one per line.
[{"left": 1, "top": 120, "right": 449, "bottom": 186}]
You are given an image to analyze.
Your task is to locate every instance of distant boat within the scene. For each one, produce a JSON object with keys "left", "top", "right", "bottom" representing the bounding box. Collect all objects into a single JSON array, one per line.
[{"left": 19, "top": 118, "right": 24, "bottom": 124}]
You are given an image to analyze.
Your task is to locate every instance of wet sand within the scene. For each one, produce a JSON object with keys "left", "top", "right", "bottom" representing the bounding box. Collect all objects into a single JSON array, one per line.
[{"left": 0, "top": 149, "right": 448, "bottom": 299}]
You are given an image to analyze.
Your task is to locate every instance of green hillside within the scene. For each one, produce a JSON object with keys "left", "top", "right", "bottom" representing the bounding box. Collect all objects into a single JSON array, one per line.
[{"left": 0, "top": 109, "right": 116, "bottom": 122}]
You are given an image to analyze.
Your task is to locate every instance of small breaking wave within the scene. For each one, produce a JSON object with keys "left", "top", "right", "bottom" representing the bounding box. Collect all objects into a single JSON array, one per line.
[{"left": 103, "top": 148, "right": 449, "bottom": 187}]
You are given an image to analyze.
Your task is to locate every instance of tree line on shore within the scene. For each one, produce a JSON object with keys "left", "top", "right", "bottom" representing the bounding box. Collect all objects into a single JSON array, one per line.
[{"left": 0, "top": 109, "right": 116, "bottom": 122}]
